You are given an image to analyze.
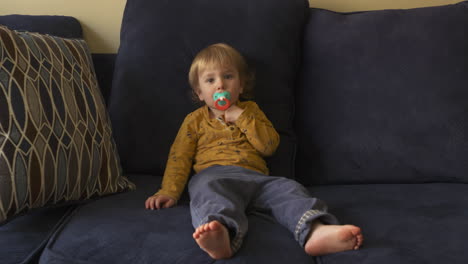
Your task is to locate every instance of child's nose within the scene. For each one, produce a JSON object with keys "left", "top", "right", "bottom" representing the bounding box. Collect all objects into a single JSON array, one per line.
[{"left": 216, "top": 80, "right": 225, "bottom": 90}]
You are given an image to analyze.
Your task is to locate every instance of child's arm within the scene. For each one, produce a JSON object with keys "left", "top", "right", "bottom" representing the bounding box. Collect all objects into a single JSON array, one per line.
[
  {"left": 233, "top": 102, "right": 280, "bottom": 156},
  {"left": 146, "top": 115, "right": 198, "bottom": 207}
]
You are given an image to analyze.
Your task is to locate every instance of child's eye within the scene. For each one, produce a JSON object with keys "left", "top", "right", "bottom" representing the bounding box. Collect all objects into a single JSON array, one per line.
[
  {"left": 206, "top": 78, "right": 215, "bottom": 83},
  {"left": 224, "top": 74, "right": 233, "bottom": 79}
]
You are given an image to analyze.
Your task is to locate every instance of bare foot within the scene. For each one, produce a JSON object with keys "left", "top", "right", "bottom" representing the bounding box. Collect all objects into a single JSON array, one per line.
[
  {"left": 193, "top": 221, "right": 233, "bottom": 259},
  {"left": 305, "top": 222, "right": 363, "bottom": 256}
]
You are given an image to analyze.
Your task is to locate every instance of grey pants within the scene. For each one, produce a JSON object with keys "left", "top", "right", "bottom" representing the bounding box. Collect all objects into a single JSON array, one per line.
[{"left": 188, "top": 165, "right": 338, "bottom": 253}]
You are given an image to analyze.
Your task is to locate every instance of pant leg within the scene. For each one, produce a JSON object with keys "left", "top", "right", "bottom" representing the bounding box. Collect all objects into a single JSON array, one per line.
[
  {"left": 188, "top": 166, "right": 258, "bottom": 253},
  {"left": 251, "top": 176, "right": 339, "bottom": 247}
]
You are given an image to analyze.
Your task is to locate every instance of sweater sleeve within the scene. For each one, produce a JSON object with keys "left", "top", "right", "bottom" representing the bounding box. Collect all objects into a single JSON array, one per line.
[
  {"left": 154, "top": 114, "right": 198, "bottom": 201},
  {"left": 235, "top": 102, "right": 280, "bottom": 157}
]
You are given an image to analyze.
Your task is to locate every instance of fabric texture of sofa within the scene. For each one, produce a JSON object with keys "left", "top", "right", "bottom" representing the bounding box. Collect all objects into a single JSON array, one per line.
[{"left": 1, "top": 0, "right": 468, "bottom": 263}]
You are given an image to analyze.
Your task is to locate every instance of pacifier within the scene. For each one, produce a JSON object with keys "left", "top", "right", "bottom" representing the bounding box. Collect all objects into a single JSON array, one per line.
[{"left": 213, "top": 91, "right": 231, "bottom": 111}]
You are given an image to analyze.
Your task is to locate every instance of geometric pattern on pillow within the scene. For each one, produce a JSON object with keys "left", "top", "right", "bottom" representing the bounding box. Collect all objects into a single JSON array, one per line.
[{"left": 0, "top": 25, "right": 135, "bottom": 224}]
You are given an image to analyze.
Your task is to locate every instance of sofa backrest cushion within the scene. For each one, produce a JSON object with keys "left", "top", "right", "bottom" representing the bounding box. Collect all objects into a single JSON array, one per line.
[
  {"left": 295, "top": 1, "right": 468, "bottom": 185},
  {"left": 109, "top": 0, "right": 309, "bottom": 178},
  {"left": 0, "top": 15, "right": 82, "bottom": 39}
]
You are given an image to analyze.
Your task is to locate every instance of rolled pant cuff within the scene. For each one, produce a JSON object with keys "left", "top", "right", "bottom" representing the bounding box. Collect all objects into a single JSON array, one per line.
[
  {"left": 294, "top": 209, "right": 339, "bottom": 247},
  {"left": 230, "top": 231, "right": 244, "bottom": 253}
]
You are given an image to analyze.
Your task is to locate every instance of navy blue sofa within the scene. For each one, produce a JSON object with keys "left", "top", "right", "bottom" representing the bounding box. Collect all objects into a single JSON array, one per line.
[{"left": 2, "top": 0, "right": 468, "bottom": 263}]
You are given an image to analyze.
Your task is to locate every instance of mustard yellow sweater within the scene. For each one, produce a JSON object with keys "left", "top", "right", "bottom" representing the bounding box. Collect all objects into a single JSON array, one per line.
[{"left": 155, "top": 101, "right": 280, "bottom": 201}]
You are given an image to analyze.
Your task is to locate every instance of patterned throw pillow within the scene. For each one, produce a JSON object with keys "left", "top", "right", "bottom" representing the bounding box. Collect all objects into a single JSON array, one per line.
[{"left": 0, "top": 25, "right": 135, "bottom": 224}]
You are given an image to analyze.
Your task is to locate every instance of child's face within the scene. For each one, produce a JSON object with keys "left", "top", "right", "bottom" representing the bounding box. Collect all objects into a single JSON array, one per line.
[{"left": 197, "top": 65, "right": 243, "bottom": 110}]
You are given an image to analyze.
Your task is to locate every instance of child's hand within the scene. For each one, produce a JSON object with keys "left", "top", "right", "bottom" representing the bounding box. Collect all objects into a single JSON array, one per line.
[
  {"left": 224, "top": 105, "right": 244, "bottom": 124},
  {"left": 145, "top": 194, "right": 176, "bottom": 210}
]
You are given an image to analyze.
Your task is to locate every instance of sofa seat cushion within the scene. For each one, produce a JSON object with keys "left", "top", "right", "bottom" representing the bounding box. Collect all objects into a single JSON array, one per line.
[
  {"left": 309, "top": 183, "right": 468, "bottom": 264},
  {"left": 39, "top": 174, "right": 317, "bottom": 264},
  {"left": 0, "top": 205, "right": 75, "bottom": 264}
]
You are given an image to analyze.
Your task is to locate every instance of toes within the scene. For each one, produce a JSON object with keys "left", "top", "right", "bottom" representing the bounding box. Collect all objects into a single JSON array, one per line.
[
  {"left": 193, "top": 230, "right": 200, "bottom": 239},
  {"left": 195, "top": 223, "right": 211, "bottom": 237},
  {"left": 193, "top": 221, "right": 225, "bottom": 242},
  {"left": 209, "top": 221, "right": 221, "bottom": 231},
  {"left": 350, "top": 225, "right": 361, "bottom": 236},
  {"left": 208, "top": 221, "right": 216, "bottom": 230},
  {"left": 194, "top": 225, "right": 205, "bottom": 238},
  {"left": 354, "top": 233, "right": 364, "bottom": 250}
]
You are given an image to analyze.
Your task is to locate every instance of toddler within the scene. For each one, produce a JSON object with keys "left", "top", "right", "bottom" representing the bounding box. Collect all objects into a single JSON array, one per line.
[{"left": 145, "top": 43, "right": 363, "bottom": 259}]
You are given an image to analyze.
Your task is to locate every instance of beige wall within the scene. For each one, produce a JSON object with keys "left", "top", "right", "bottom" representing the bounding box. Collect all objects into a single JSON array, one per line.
[
  {"left": 0, "top": 0, "right": 126, "bottom": 53},
  {"left": 0, "top": 0, "right": 462, "bottom": 53}
]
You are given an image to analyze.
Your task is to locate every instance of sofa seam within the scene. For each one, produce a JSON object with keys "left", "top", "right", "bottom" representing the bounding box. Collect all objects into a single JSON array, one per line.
[
  {"left": 35, "top": 205, "right": 82, "bottom": 263},
  {"left": 21, "top": 205, "right": 78, "bottom": 264}
]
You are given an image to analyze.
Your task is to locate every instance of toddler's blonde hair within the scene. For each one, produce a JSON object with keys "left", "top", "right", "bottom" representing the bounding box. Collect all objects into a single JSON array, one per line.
[{"left": 188, "top": 43, "right": 254, "bottom": 101}]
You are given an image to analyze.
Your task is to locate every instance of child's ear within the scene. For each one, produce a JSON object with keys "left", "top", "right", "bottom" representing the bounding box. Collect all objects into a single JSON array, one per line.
[{"left": 195, "top": 88, "right": 204, "bottom": 101}]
